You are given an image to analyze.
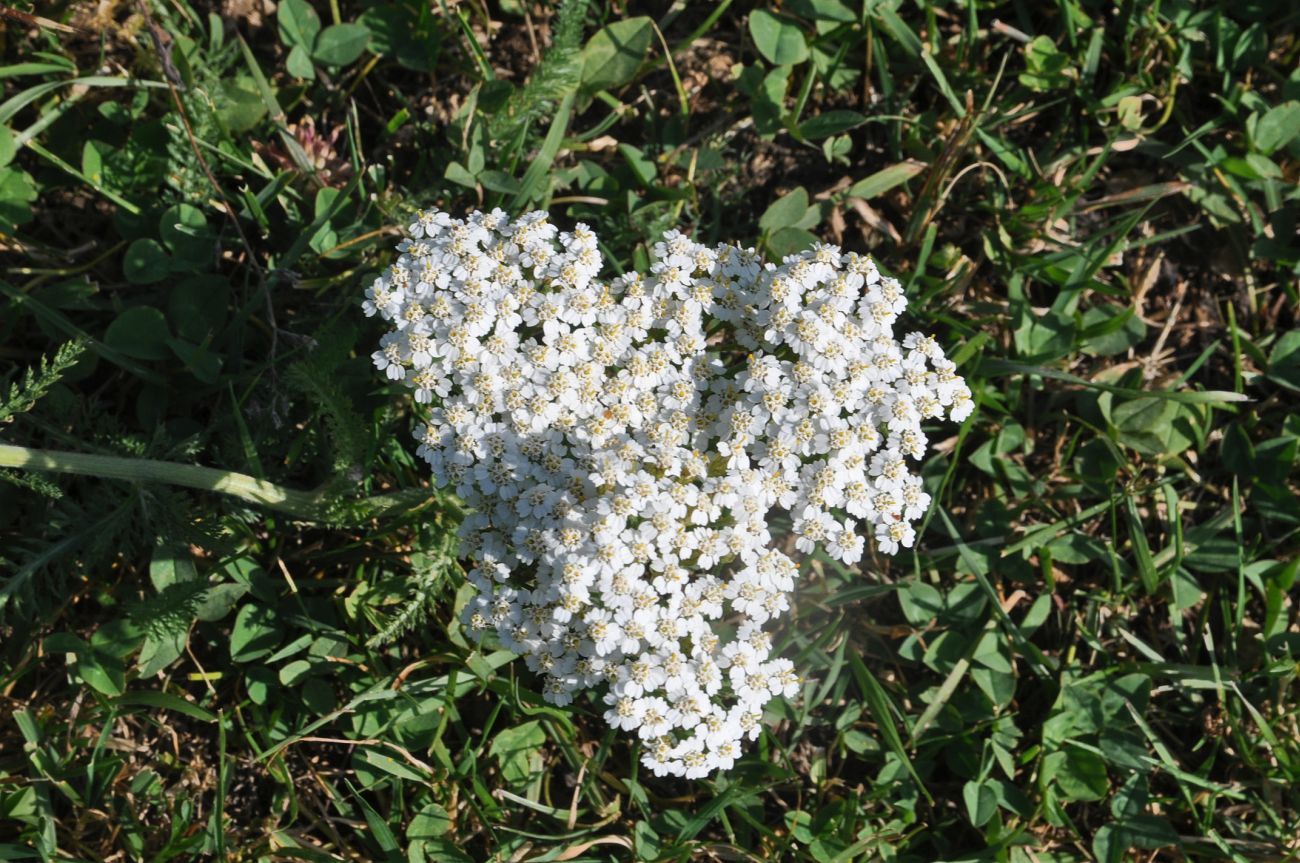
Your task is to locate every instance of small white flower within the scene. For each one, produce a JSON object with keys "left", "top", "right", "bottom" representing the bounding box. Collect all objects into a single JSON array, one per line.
[{"left": 367, "top": 207, "right": 966, "bottom": 777}]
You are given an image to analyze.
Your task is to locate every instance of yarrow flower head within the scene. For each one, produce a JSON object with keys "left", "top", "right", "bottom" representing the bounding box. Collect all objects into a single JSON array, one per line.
[{"left": 365, "top": 208, "right": 971, "bottom": 778}]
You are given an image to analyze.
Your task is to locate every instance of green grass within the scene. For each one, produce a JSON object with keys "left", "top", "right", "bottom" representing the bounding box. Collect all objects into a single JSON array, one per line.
[{"left": 1, "top": 0, "right": 1299, "bottom": 860}]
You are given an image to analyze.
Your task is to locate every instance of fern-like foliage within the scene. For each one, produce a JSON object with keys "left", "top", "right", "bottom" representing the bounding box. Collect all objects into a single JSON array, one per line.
[
  {"left": 284, "top": 320, "right": 369, "bottom": 474},
  {"left": 367, "top": 530, "right": 461, "bottom": 647},
  {"left": 0, "top": 488, "right": 139, "bottom": 617},
  {"left": 126, "top": 577, "right": 209, "bottom": 644},
  {"left": 487, "top": 0, "right": 590, "bottom": 146},
  {"left": 0, "top": 469, "right": 63, "bottom": 499},
  {"left": 0, "top": 415, "right": 229, "bottom": 619},
  {"left": 162, "top": 18, "right": 243, "bottom": 202},
  {"left": 0, "top": 338, "right": 85, "bottom": 425}
]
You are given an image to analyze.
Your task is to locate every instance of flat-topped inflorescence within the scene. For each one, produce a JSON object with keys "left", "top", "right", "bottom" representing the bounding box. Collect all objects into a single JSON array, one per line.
[{"left": 365, "top": 208, "right": 971, "bottom": 778}]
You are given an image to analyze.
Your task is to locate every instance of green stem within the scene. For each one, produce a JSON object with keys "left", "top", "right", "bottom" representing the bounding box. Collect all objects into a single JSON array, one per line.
[{"left": 0, "top": 443, "right": 456, "bottom": 524}]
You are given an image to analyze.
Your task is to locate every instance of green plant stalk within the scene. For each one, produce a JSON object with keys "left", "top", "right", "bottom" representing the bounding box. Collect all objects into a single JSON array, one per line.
[
  {"left": 0, "top": 442, "right": 325, "bottom": 516},
  {"left": 0, "top": 443, "right": 455, "bottom": 523}
]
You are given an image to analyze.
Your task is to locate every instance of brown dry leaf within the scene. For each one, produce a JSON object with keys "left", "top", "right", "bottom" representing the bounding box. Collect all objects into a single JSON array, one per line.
[
  {"left": 827, "top": 204, "right": 846, "bottom": 244},
  {"left": 586, "top": 135, "right": 620, "bottom": 152},
  {"left": 222, "top": 0, "right": 274, "bottom": 29},
  {"left": 551, "top": 836, "right": 634, "bottom": 861},
  {"left": 848, "top": 197, "right": 901, "bottom": 244},
  {"left": 6, "top": 3, "right": 80, "bottom": 32}
]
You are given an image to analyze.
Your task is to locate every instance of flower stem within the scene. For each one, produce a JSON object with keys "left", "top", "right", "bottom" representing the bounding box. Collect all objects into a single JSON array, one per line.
[{"left": 0, "top": 443, "right": 452, "bottom": 524}]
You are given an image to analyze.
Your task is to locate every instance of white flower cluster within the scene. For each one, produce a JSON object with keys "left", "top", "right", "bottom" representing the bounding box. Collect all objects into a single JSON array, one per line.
[{"left": 364, "top": 208, "right": 971, "bottom": 778}]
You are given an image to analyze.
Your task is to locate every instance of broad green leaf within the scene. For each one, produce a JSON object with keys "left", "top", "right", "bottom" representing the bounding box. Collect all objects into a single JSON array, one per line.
[
  {"left": 61, "top": 640, "right": 128, "bottom": 696},
  {"left": 1116, "top": 94, "right": 1145, "bottom": 130},
  {"left": 301, "top": 677, "right": 336, "bottom": 713},
  {"left": 286, "top": 43, "right": 316, "bottom": 79},
  {"left": 279, "top": 659, "right": 314, "bottom": 686},
  {"left": 215, "top": 79, "right": 266, "bottom": 133},
  {"left": 632, "top": 821, "right": 661, "bottom": 861},
  {"left": 77, "top": 139, "right": 102, "bottom": 187},
  {"left": 783, "top": 811, "right": 814, "bottom": 843},
  {"left": 749, "top": 10, "right": 809, "bottom": 66},
  {"left": 847, "top": 161, "right": 925, "bottom": 200},
  {"left": 580, "top": 16, "right": 653, "bottom": 93},
  {"left": 759, "top": 186, "right": 810, "bottom": 231},
  {"left": 822, "top": 132, "right": 853, "bottom": 162},
  {"left": 310, "top": 185, "right": 338, "bottom": 220},
  {"left": 44, "top": 632, "right": 88, "bottom": 656},
  {"left": 1245, "top": 152, "right": 1282, "bottom": 179},
  {"left": 194, "top": 583, "right": 249, "bottom": 623},
  {"left": 0, "top": 166, "right": 38, "bottom": 232},
  {"left": 1080, "top": 305, "right": 1146, "bottom": 356},
  {"left": 898, "top": 580, "right": 944, "bottom": 626},
  {"left": 444, "top": 160, "right": 477, "bottom": 188},
  {"left": 355, "top": 746, "right": 428, "bottom": 781},
  {"left": 312, "top": 23, "right": 371, "bottom": 66},
  {"left": 137, "top": 632, "right": 186, "bottom": 676},
  {"left": 756, "top": 65, "right": 791, "bottom": 135},
  {"left": 308, "top": 224, "right": 338, "bottom": 256},
  {"left": 488, "top": 720, "right": 546, "bottom": 788},
  {"left": 360, "top": 4, "right": 442, "bottom": 72},
  {"left": 160, "top": 203, "right": 214, "bottom": 270},
  {"left": 104, "top": 306, "right": 171, "bottom": 360},
  {"left": 277, "top": 0, "right": 321, "bottom": 49},
  {"left": 1046, "top": 747, "right": 1109, "bottom": 801},
  {"left": 1170, "top": 568, "right": 1204, "bottom": 611},
  {"left": 122, "top": 239, "right": 170, "bottom": 285},
  {"left": 416, "top": 840, "right": 473, "bottom": 863},
  {"left": 244, "top": 666, "right": 275, "bottom": 704},
  {"left": 229, "top": 603, "right": 282, "bottom": 662},
  {"left": 1099, "top": 673, "right": 1151, "bottom": 718},
  {"left": 167, "top": 338, "right": 223, "bottom": 384},
  {"left": 150, "top": 543, "right": 198, "bottom": 592},
  {"left": 1254, "top": 101, "right": 1300, "bottom": 154},
  {"left": 618, "top": 143, "right": 657, "bottom": 187},
  {"left": 91, "top": 619, "right": 144, "bottom": 658},
  {"left": 1013, "top": 305, "right": 1074, "bottom": 361},
  {"left": 1111, "top": 773, "right": 1148, "bottom": 819},
  {"left": 1267, "top": 330, "right": 1300, "bottom": 391},
  {"left": 78, "top": 657, "right": 125, "bottom": 696},
  {"left": 408, "top": 802, "right": 451, "bottom": 841},
  {"left": 767, "top": 226, "right": 820, "bottom": 258},
  {"left": 787, "top": 0, "right": 856, "bottom": 22},
  {"left": 1222, "top": 154, "right": 1281, "bottom": 180},
  {"left": 962, "top": 780, "right": 998, "bottom": 827},
  {"left": 989, "top": 777, "right": 1034, "bottom": 817},
  {"left": 972, "top": 629, "right": 1013, "bottom": 673},
  {"left": 168, "top": 274, "right": 229, "bottom": 342},
  {"left": 478, "top": 170, "right": 520, "bottom": 195},
  {"left": 1093, "top": 816, "right": 1179, "bottom": 863},
  {"left": 1112, "top": 397, "right": 1178, "bottom": 455},
  {"left": 973, "top": 665, "right": 1017, "bottom": 707},
  {"left": 1020, "top": 35, "right": 1073, "bottom": 91}
]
